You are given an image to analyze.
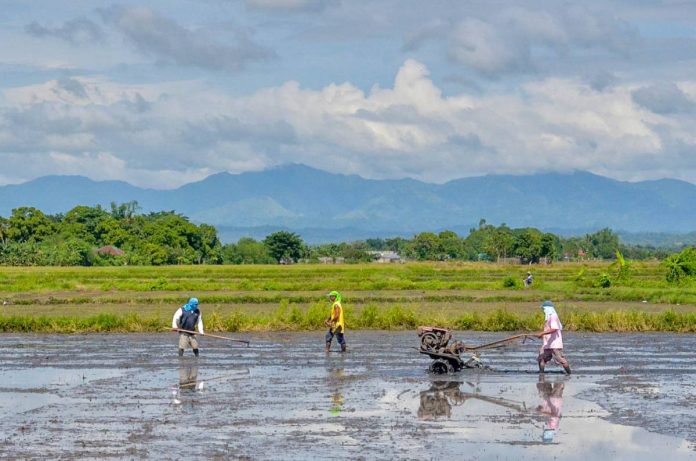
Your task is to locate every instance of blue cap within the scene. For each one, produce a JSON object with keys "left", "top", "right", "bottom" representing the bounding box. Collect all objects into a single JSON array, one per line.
[
  {"left": 188, "top": 297, "right": 199, "bottom": 306},
  {"left": 541, "top": 300, "right": 554, "bottom": 308}
]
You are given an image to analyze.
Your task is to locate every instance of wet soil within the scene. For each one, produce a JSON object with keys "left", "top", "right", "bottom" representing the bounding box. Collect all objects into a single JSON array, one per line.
[{"left": 1, "top": 331, "right": 694, "bottom": 460}]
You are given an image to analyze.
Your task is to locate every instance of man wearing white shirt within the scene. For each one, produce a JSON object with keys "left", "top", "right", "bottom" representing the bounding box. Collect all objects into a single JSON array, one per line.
[{"left": 172, "top": 297, "right": 204, "bottom": 357}]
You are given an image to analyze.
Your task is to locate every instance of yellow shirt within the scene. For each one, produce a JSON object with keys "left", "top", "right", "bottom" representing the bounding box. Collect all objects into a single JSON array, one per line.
[{"left": 331, "top": 301, "right": 345, "bottom": 333}]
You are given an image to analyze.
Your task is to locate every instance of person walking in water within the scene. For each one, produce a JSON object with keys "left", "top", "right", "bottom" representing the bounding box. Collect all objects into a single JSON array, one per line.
[
  {"left": 172, "top": 297, "right": 204, "bottom": 357},
  {"left": 536, "top": 300, "right": 571, "bottom": 375},
  {"left": 324, "top": 291, "right": 346, "bottom": 353}
]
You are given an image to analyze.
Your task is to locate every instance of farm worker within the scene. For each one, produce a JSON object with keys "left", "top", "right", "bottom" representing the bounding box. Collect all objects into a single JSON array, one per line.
[
  {"left": 324, "top": 291, "right": 346, "bottom": 352},
  {"left": 524, "top": 271, "right": 533, "bottom": 287},
  {"left": 536, "top": 300, "right": 571, "bottom": 375},
  {"left": 172, "top": 297, "right": 204, "bottom": 357}
]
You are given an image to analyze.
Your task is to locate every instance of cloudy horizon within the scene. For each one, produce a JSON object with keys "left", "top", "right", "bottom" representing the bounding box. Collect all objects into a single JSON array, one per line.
[{"left": 2, "top": 0, "right": 696, "bottom": 189}]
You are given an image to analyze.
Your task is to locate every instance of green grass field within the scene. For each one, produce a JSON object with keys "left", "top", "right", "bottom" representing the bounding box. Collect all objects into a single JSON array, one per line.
[{"left": 1, "top": 261, "right": 695, "bottom": 332}]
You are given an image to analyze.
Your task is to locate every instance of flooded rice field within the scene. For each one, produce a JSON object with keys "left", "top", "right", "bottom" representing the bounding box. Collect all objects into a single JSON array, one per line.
[{"left": 1, "top": 331, "right": 695, "bottom": 460}]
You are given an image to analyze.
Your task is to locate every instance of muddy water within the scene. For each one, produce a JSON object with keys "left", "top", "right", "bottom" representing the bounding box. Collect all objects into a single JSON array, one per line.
[{"left": 1, "top": 331, "right": 694, "bottom": 460}]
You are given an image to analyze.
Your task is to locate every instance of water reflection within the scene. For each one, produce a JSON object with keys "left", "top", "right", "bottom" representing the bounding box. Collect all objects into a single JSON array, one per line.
[
  {"left": 328, "top": 367, "right": 345, "bottom": 417},
  {"left": 417, "top": 381, "right": 528, "bottom": 421},
  {"left": 171, "top": 362, "right": 251, "bottom": 407},
  {"left": 172, "top": 360, "right": 202, "bottom": 408},
  {"left": 536, "top": 374, "right": 566, "bottom": 443}
]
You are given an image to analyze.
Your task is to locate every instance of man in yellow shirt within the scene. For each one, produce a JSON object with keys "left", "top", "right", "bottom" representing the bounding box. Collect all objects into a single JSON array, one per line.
[{"left": 324, "top": 291, "right": 346, "bottom": 352}]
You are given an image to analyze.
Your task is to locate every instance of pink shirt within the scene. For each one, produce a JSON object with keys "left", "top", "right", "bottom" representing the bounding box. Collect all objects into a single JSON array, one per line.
[{"left": 542, "top": 314, "right": 563, "bottom": 349}]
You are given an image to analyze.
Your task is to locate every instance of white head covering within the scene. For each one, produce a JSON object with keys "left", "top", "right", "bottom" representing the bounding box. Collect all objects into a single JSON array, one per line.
[{"left": 541, "top": 300, "right": 563, "bottom": 330}]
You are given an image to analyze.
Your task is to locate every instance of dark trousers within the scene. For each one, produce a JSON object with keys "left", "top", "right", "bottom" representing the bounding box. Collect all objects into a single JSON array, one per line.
[{"left": 325, "top": 328, "right": 346, "bottom": 346}]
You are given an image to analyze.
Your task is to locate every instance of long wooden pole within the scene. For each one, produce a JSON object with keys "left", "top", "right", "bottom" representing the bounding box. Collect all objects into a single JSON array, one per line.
[
  {"left": 170, "top": 328, "right": 250, "bottom": 346},
  {"left": 464, "top": 333, "right": 534, "bottom": 351}
]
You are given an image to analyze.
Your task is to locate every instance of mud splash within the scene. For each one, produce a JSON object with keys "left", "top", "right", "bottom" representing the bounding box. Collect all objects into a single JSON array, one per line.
[{"left": 1, "top": 331, "right": 694, "bottom": 459}]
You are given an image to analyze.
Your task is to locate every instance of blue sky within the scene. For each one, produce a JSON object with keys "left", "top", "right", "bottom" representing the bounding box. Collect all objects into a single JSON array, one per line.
[{"left": 2, "top": 0, "right": 696, "bottom": 188}]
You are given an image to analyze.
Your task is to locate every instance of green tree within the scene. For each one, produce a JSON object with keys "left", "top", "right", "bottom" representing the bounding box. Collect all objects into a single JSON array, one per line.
[
  {"left": 439, "top": 230, "right": 464, "bottom": 259},
  {"left": 540, "top": 233, "right": 560, "bottom": 260},
  {"left": 110, "top": 201, "right": 140, "bottom": 220},
  {"left": 0, "top": 216, "right": 8, "bottom": 245},
  {"left": 586, "top": 228, "right": 620, "bottom": 259},
  {"left": 485, "top": 225, "right": 514, "bottom": 261},
  {"left": 223, "top": 238, "right": 274, "bottom": 264},
  {"left": 513, "top": 228, "right": 543, "bottom": 263},
  {"left": 408, "top": 232, "right": 442, "bottom": 260},
  {"left": 6, "top": 207, "right": 55, "bottom": 242},
  {"left": 663, "top": 247, "right": 696, "bottom": 283},
  {"left": 264, "top": 231, "right": 305, "bottom": 263},
  {"left": 62, "top": 205, "right": 110, "bottom": 244}
]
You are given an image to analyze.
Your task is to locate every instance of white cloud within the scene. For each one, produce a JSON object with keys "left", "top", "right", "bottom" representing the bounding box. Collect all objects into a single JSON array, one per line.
[{"left": 2, "top": 59, "right": 696, "bottom": 187}]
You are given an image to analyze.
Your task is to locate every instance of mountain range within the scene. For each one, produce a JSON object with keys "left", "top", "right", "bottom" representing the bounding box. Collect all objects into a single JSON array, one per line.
[{"left": 2, "top": 164, "right": 696, "bottom": 243}]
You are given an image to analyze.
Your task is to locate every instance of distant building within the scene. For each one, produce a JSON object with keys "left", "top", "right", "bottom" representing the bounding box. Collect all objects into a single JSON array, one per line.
[
  {"left": 317, "top": 256, "right": 345, "bottom": 264},
  {"left": 577, "top": 249, "right": 587, "bottom": 260},
  {"left": 369, "top": 251, "right": 401, "bottom": 263},
  {"left": 96, "top": 245, "right": 124, "bottom": 256},
  {"left": 498, "top": 257, "right": 522, "bottom": 265}
]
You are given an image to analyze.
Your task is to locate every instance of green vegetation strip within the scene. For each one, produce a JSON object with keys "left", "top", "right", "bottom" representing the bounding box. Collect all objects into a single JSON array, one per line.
[{"left": 1, "top": 307, "right": 694, "bottom": 333}]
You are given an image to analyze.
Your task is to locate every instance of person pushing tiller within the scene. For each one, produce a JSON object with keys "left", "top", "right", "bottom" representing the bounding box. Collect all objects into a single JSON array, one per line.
[{"left": 536, "top": 300, "right": 571, "bottom": 375}]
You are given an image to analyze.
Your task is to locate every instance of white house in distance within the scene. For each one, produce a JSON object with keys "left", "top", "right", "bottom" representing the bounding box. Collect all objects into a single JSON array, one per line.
[{"left": 369, "top": 251, "right": 402, "bottom": 263}]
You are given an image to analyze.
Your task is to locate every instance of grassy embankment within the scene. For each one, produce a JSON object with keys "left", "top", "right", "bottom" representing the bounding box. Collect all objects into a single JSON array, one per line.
[{"left": 0, "top": 261, "right": 695, "bottom": 333}]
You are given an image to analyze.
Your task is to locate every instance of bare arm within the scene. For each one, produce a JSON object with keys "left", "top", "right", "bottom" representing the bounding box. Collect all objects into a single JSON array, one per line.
[{"left": 537, "top": 328, "right": 558, "bottom": 338}]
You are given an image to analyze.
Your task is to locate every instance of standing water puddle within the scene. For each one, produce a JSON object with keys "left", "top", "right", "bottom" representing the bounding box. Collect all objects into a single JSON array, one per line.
[{"left": 1, "top": 331, "right": 694, "bottom": 459}]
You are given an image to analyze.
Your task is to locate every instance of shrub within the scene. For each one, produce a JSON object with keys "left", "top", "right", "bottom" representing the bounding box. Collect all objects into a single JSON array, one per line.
[{"left": 502, "top": 276, "right": 520, "bottom": 289}]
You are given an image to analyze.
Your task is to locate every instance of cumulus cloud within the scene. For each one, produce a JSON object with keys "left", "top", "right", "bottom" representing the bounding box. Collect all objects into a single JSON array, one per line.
[
  {"left": 98, "top": 6, "right": 275, "bottom": 70},
  {"left": 632, "top": 82, "right": 696, "bottom": 115},
  {"left": 24, "top": 17, "right": 105, "bottom": 45},
  {"left": 406, "top": 6, "right": 636, "bottom": 77},
  {"left": 2, "top": 60, "right": 696, "bottom": 187},
  {"left": 243, "top": 0, "right": 336, "bottom": 12}
]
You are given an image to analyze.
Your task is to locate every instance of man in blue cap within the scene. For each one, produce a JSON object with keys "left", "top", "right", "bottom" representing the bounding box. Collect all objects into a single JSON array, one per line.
[
  {"left": 172, "top": 297, "right": 204, "bottom": 357},
  {"left": 536, "top": 300, "right": 571, "bottom": 375}
]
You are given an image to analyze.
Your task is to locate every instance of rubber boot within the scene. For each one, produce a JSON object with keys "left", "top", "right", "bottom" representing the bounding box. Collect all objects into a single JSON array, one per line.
[
  {"left": 193, "top": 349, "right": 199, "bottom": 357},
  {"left": 563, "top": 365, "right": 571, "bottom": 375},
  {"left": 325, "top": 342, "right": 331, "bottom": 353},
  {"left": 178, "top": 348, "right": 184, "bottom": 357},
  {"left": 538, "top": 363, "right": 545, "bottom": 374},
  {"left": 340, "top": 344, "right": 347, "bottom": 353}
]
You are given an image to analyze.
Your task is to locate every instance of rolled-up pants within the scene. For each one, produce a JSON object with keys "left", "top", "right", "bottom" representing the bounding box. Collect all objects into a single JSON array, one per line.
[
  {"left": 179, "top": 333, "right": 199, "bottom": 350},
  {"left": 538, "top": 348, "right": 569, "bottom": 368}
]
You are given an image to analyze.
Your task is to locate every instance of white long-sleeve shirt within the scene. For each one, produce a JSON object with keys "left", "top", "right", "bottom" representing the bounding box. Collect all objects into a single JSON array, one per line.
[{"left": 172, "top": 308, "right": 204, "bottom": 334}]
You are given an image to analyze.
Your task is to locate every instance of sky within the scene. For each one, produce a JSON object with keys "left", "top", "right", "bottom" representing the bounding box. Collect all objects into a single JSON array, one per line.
[{"left": 2, "top": 0, "right": 696, "bottom": 188}]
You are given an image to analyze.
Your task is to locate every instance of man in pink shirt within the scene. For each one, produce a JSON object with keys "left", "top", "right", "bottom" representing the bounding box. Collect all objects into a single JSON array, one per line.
[{"left": 536, "top": 300, "right": 571, "bottom": 375}]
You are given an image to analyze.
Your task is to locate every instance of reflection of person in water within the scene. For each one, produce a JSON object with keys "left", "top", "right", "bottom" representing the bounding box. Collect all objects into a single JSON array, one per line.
[
  {"left": 173, "top": 362, "right": 203, "bottom": 407},
  {"left": 328, "top": 367, "right": 345, "bottom": 416},
  {"left": 536, "top": 374, "right": 565, "bottom": 443},
  {"left": 179, "top": 362, "right": 200, "bottom": 391}
]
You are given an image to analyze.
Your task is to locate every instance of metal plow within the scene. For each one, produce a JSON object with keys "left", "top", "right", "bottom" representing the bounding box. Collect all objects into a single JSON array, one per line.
[{"left": 417, "top": 326, "right": 534, "bottom": 374}]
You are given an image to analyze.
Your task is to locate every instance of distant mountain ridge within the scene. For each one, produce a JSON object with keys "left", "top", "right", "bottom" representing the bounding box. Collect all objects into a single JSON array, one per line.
[{"left": 2, "top": 164, "right": 696, "bottom": 243}]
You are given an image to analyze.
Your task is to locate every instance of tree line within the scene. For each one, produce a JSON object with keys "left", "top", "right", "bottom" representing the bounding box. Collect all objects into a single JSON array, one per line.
[
  {"left": 226, "top": 220, "right": 674, "bottom": 264},
  {"left": 0, "top": 205, "right": 678, "bottom": 267},
  {"left": 0, "top": 203, "right": 221, "bottom": 266}
]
